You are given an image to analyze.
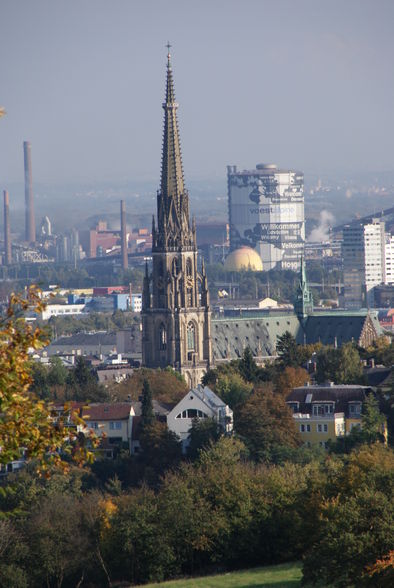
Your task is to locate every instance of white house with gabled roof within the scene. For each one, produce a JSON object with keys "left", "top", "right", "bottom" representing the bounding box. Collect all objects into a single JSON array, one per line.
[{"left": 167, "top": 385, "right": 233, "bottom": 451}]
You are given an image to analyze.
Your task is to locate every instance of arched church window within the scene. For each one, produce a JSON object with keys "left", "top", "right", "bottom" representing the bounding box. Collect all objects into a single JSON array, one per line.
[
  {"left": 186, "top": 258, "right": 192, "bottom": 276},
  {"left": 187, "top": 322, "right": 195, "bottom": 351},
  {"left": 159, "top": 323, "right": 167, "bottom": 350},
  {"left": 158, "top": 259, "right": 164, "bottom": 276}
]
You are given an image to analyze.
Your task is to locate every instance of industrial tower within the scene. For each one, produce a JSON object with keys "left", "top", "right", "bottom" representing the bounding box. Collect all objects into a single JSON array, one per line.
[{"left": 23, "top": 141, "right": 36, "bottom": 243}]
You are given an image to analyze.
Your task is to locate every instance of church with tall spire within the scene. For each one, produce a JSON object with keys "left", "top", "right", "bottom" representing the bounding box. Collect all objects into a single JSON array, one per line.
[{"left": 141, "top": 46, "right": 212, "bottom": 387}]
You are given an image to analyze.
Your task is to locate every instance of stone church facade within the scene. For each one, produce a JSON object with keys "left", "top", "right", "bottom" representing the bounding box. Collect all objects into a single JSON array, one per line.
[{"left": 142, "top": 48, "right": 212, "bottom": 387}]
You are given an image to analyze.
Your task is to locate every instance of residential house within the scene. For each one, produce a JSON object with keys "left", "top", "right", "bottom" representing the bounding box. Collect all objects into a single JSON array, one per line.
[
  {"left": 79, "top": 402, "right": 133, "bottom": 457},
  {"left": 167, "top": 385, "right": 233, "bottom": 452},
  {"left": 286, "top": 384, "right": 386, "bottom": 447},
  {"left": 0, "top": 453, "right": 26, "bottom": 477}
]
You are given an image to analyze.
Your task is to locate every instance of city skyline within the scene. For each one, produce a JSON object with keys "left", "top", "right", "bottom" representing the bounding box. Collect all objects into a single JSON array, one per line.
[{"left": 1, "top": 0, "right": 394, "bottom": 186}]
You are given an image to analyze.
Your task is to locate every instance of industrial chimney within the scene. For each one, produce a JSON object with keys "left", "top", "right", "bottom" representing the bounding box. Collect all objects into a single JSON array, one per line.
[
  {"left": 23, "top": 141, "right": 35, "bottom": 243},
  {"left": 3, "top": 190, "right": 11, "bottom": 265},
  {"left": 120, "top": 199, "right": 128, "bottom": 270}
]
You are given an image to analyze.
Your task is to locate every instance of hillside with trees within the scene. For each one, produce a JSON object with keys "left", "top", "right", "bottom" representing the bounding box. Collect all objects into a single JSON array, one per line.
[{"left": 2, "top": 296, "right": 394, "bottom": 587}]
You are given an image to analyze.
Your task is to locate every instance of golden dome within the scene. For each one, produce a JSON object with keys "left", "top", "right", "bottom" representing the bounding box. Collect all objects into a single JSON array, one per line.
[{"left": 224, "top": 247, "right": 263, "bottom": 272}]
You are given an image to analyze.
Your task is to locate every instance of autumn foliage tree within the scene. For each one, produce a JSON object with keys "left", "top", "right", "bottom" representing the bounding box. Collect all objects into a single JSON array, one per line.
[
  {"left": 0, "top": 287, "right": 95, "bottom": 472},
  {"left": 302, "top": 444, "right": 394, "bottom": 587},
  {"left": 235, "top": 384, "right": 301, "bottom": 461},
  {"left": 274, "top": 366, "right": 310, "bottom": 398},
  {"left": 112, "top": 366, "right": 187, "bottom": 404}
]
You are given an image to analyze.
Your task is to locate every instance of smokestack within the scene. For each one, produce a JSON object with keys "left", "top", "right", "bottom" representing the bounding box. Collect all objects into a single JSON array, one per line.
[
  {"left": 3, "top": 190, "right": 11, "bottom": 265},
  {"left": 120, "top": 199, "right": 128, "bottom": 270},
  {"left": 23, "top": 141, "right": 35, "bottom": 243}
]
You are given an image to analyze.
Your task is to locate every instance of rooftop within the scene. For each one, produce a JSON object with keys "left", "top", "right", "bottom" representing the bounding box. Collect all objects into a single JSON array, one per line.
[
  {"left": 49, "top": 332, "right": 117, "bottom": 346},
  {"left": 228, "top": 163, "right": 303, "bottom": 176},
  {"left": 193, "top": 385, "right": 227, "bottom": 410},
  {"left": 82, "top": 402, "right": 132, "bottom": 421},
  {"left": 288, "top": 385, "right": 373, "bottom": 409}
]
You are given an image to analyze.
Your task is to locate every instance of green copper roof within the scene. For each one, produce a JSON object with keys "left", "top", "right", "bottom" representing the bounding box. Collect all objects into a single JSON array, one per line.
[
  {"left": 211, "top": 314, "right": 301, "bottom": 360},
  {"left": 211, "top": 310, "right": 383, "bottom": 360}
]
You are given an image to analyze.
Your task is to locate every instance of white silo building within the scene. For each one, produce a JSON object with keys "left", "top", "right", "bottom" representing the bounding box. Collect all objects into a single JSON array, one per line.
[{"left": 227, "top": 163, "right": 305, "bottom": 271}]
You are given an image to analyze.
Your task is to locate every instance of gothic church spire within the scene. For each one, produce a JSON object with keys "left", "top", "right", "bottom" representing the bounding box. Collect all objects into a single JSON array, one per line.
[
  {"left": 160, "top": 43, "right": 185, "bottom": 201},
  {"left": 156, "top": 44, "right": 192, "bottom": 251},
  {"left": 142, "top": 47, "right": 212, "bottom": 387}
]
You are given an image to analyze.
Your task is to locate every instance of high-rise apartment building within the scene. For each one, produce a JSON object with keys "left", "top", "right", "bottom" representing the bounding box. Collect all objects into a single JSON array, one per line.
[
  {"left": 227, "top": 163, "right": 305, "bottom": 271},
  {"left": 384, "top": 233, "right": 394, "bottom": 285},
  {"left": 343, "top": 220, "right": 385, "bottom": 309}
]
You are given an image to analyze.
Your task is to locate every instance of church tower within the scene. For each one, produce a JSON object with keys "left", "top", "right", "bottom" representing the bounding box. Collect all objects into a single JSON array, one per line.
[{"left": 142, "top": 46, "right": 212, "bottom": 387}]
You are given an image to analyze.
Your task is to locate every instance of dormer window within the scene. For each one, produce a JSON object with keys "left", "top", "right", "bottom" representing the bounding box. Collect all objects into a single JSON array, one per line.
[
  {"left": 287, "top": 402, "right": 299, "bottom": 413},
  {"left": 312, "top": 403, "right": 334, "bottom": 416},
  {"left": 349, "top": 402, "right": 362, "bottom": 415}
]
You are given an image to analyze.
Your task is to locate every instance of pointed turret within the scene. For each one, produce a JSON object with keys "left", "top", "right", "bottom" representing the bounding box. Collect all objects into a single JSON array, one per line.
[
  {"left": 294, "top": 255, "right": 313, "bottom": 320},
  {"left": 142, "top": 261, "right": 150, "bottom": 310},
  {"left": 300, "top": 255, "right": 307, "bottom": 290},
  {"left": 152, "top": 214, "right": 156, "bottom": 247},
  {"left": 155, "top": 45, "right": 192, "bottom": 252},
  {"left": 200, "top": 257, "right": 210, "bottom": 307}
]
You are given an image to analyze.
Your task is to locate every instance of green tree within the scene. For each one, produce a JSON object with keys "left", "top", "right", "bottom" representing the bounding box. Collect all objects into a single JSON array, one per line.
[
  {"left": 24, "top": 493, "right": 94, "bottom": 588},
  {"left": 30, "top": 357, "right": 69, "bottom": 401},
  {"left": 276, "top": 331, "right": 305, "bottom": 367},
  {"left": 316, "top": 342, "right": 363, "bottom": 384},
  {"left": 158, "top": 467, "right": 219, "bottom": 576},
  {"left": 303, "top": 444, "right": 394, "bottom": 587},
  {"left": 104, "top": 488, "right": 171, "bottom": 585},
  {"left": 47, "top": 357, "right": 68, "bottom": 387},
  {"left": 361, "top": 393, "right": 386, "bottom": 443},
  {"left": 0, "top": 519, "right": 28, "bottom": 588},
  {"left": 187, "top": 418, "right": 221, "bottom": 460},
  {"left": 138, "top": 421, "right": 182, "bottom": 485},
  {"left": 235, "top": 385, "right": 301, "bottom": 462},
  {"left": 141, "top": 379, "right": 154, "bottom": 428},
  {"left": 302, "top": 487, "right": 394, "bottom": 588},
  {"left": 238, "top": 346, "right": 258, "bottom": 382},
  {"left": 66, "top": 357, "right": 108, "bottom": 402},
  {"left": 30, "top": 361, "right": 51, "bottom": 399},
  {"left": 215, "top": 371, "right": 252, "bottom": 409}
]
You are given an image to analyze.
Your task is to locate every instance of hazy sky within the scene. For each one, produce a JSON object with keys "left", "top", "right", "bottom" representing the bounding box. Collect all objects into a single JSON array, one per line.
[{"left": 1, "top": 0, "right": 394, "bottom": 184}]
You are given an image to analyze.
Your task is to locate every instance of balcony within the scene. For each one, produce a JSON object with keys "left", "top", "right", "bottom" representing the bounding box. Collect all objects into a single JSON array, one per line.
[{"left": 293, "top": 412, "right": 344, "bottom": 420}]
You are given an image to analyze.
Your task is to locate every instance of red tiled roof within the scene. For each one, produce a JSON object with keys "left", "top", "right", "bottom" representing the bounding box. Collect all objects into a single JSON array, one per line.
[{"left": 82, "top": 402, "right": 132, "bottom": 421}]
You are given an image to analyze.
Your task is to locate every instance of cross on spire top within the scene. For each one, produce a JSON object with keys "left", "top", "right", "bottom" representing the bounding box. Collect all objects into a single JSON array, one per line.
[{"left": 166, "top": 41, "right": 172, "bottom": 63}]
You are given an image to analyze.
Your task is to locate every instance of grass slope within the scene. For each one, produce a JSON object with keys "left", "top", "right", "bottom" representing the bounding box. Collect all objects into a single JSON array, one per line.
[{"left": 143, "top": 562, "right": 302, "bottom": 588}]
